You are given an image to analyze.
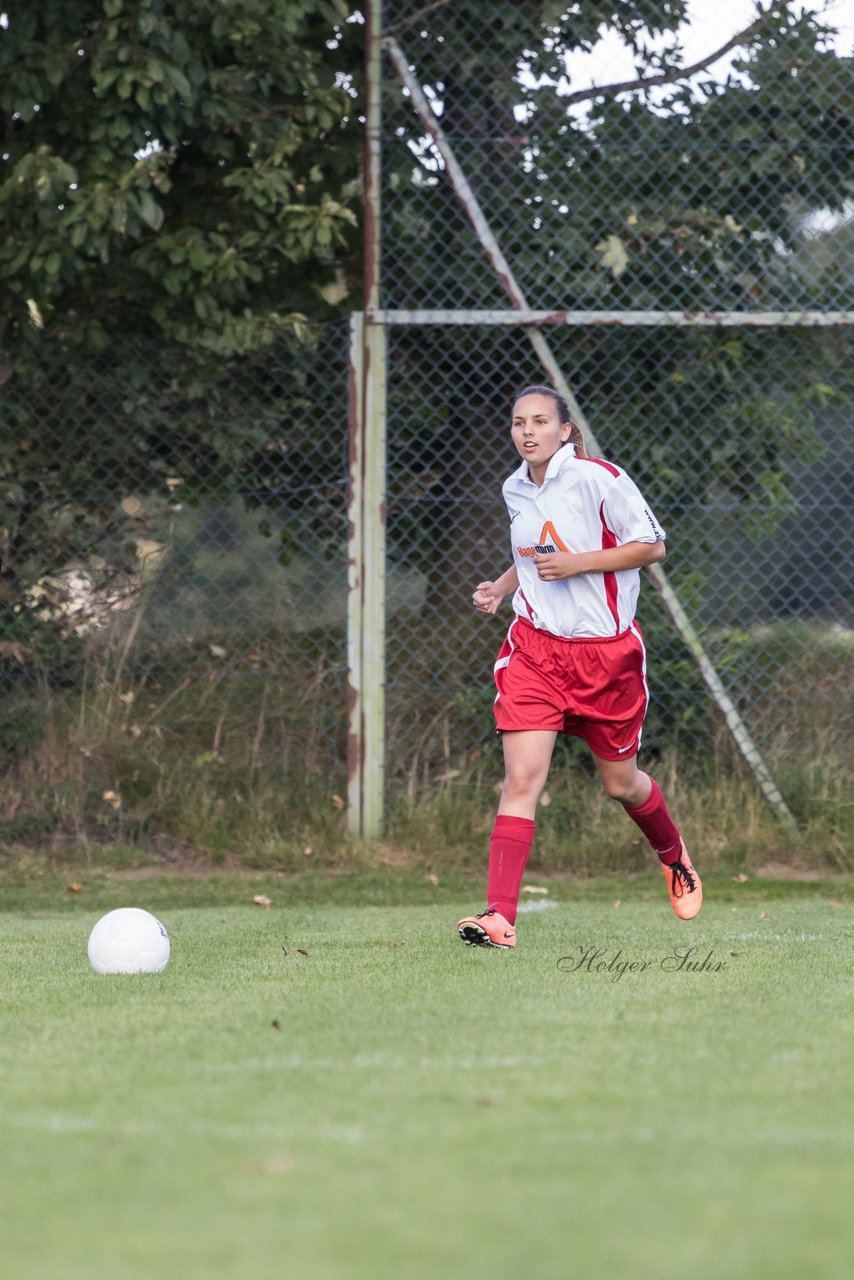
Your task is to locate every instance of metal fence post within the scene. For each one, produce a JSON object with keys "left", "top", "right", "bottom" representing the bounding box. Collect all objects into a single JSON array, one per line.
[
  {"left": 362, "top": 315, "right": 387, "bottom": 838},
  {"left": 346, "top": 314, "right": 387, "bottom": 839},
  {"left": 347, "top": 312, "right": 366, "bottom": 837},
  {"left": 346, "top": 0, "right": 387, "bottom": 839}
]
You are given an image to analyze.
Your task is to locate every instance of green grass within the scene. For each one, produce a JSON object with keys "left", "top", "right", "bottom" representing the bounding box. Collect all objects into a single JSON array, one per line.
[{"left": 1, "top": 872, "right": 851, "bottom": 1280}]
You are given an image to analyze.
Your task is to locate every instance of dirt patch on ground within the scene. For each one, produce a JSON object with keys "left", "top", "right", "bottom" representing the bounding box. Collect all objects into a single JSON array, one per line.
[{"left": 755, "top": 860, "right": 846, "bottom": 881}]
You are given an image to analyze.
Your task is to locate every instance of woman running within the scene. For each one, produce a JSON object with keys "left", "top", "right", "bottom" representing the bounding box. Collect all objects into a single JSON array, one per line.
[{"left": 457, "top": 385, "right": 701, "bottom": 949}]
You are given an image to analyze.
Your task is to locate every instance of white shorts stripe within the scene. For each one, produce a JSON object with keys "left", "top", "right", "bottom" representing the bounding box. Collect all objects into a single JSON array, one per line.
[
  {"left": 628, "top": 622, "right": 649, "bottom": 750},
  {"left": 493, "top": 617, "right": 520, "bottom": 704}
]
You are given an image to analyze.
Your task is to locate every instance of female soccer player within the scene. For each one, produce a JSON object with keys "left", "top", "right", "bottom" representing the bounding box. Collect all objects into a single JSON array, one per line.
[{"left": 456, "top": 385, "right": 701, "bottom": 949}]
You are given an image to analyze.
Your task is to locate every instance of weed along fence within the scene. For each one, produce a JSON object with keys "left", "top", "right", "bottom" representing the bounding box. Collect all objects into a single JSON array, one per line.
[{"left": 1, "top": 1, "right": 853, "bottom": 858}]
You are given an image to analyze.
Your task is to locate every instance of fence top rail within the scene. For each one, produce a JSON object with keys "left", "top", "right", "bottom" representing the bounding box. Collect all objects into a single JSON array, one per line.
[{"left": 367, "top": 309, "right": 854, "bottom": 327}]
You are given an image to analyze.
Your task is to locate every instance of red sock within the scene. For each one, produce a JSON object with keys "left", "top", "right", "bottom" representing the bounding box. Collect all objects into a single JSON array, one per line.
[
  {"left": 624, "top": 777, "right": 682, "bottom": 864},
  {"left": 486, "top": 815, "right": 535, "bottom": 925}
]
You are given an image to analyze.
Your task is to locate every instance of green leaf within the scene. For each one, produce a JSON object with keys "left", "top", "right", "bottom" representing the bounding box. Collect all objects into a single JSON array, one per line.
[{"left": 137, "top": 192, "right": 163, "bottom": 232}]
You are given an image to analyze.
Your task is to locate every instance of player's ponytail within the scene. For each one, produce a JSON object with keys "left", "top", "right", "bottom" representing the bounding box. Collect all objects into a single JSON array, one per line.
[
  {"left": 511, "top": 384, "right": 589, "bottom": 458},
  {"left": 567, "top": 420, "right": 588, "bottom": 458}
]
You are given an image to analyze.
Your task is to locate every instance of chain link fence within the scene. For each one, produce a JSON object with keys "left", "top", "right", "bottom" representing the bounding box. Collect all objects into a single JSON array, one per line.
[
  {"left": 0, "top": 327, "right": 352, "bottom": 851},
  {"left": 375, "top": 0, "right": 854, "bottom": 826},
  {"left": 383, "top": 321, "right": 853, "bottom": 790},
  {"left": 1, "top": 0, "right": 853, "bottom": 848},
  {"left": 380, "top": 1, "right": 854, "bottom": 312}
]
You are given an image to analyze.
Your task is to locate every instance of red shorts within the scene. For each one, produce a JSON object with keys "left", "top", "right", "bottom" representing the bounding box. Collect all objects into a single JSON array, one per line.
[{"left": 493, "top": 616, "right": 649, "bottom": 761}]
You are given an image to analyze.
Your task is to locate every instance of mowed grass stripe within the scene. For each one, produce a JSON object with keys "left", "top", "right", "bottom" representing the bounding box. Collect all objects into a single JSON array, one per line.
[{"left": 0, "top": 895, "right": 851, "bottom": 1280}]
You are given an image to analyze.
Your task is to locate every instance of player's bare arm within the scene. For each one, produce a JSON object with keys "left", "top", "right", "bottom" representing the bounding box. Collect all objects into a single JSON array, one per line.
[{"left": 533, "top": 540, "right": 665, "bottom": 582}]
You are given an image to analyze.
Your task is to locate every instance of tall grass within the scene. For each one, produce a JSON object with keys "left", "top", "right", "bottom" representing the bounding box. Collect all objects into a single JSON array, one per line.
[
  {"left": 0, "top": 613, "right": 348, "bottom": 865},
  {"left": 386, "top": 736, "right": 853, "bottom": 877},
  {"left": 1, "top": 611, "right": 851, "bottom": 873}
]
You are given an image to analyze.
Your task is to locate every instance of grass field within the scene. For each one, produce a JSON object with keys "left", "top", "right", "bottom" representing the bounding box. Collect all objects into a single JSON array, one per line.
[{"left": 1, "top": 869, "right": 851, "bottom": 1280}]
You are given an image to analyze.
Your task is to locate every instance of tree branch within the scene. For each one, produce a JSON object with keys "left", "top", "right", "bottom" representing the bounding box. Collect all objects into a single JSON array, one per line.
[
  {"left": 382, "top": 0, "right": 458, "bottom": 38},
  {"left": 558, "top": 0, "right": 792, "bottom": 108}
]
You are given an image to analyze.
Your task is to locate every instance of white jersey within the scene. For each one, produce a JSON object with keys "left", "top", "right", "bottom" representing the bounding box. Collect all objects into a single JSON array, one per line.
[{"left": 503, "top": 443, "right": 665, "bottom": 639}]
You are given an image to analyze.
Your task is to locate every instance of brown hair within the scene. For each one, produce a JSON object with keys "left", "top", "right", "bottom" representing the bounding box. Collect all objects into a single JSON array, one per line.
[{"left": 511, "top": 384, "right": 588, "bottom": 458}]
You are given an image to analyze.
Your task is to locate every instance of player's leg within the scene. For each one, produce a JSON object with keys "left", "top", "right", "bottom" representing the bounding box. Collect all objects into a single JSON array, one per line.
[
  {"left": 593, "top": 753, "right": 702, "bottom": 920},
  {"left": 498, "top": 727, "right": 557, "bottom": 820},
  {"left": 490, "top": 728, "right": 556, "bottom": 917},
  {"left": 458, "top": 729, "right": 556, "bottom": 948},
  {"left": 571, "top": 626, "right": 702, "bottom": 920}
]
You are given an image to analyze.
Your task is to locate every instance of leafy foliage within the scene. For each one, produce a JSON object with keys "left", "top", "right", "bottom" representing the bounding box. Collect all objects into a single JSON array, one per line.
[
  {"left": 0, "top": 0, "right": 361, "bottom": 353},
  {"left": 385, "top": 2, "right": 853, "bottom": 307},
  {"left": 0, "top": 2, "right": 361, "bottom": 666}
]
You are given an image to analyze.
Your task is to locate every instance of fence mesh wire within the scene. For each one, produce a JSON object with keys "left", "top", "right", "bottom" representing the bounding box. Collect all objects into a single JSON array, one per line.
[
  {"left": 384, "top": 320, "right": 853, "bottom": 795},
  {"left": 380, "top": 0, "right": 854, "bottom": 312},
  {"left": 377, "top": 0, "right": 854, "bottom": 816},
  {"left": 1, "top": 1, "right": 853, "bottom": 843},
  {"left": 0, "top": 327, "right": 351, "bottom": 846}
]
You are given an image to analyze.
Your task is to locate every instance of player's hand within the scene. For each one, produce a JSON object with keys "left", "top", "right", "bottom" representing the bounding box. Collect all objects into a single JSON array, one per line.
[
  {"left": 472, "top": 580, "right": 504, "bottom": 615},
  {"left": 533, "top": 551, "right": 577, "bottom": 581}
]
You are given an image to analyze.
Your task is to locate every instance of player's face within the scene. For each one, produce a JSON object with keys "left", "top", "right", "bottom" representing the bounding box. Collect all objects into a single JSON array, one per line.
[{"left": 510, "top": 394, "right": 571, "bottom": 477}]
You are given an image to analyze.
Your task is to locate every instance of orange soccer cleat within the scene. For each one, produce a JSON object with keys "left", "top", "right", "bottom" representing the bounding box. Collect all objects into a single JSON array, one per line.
[
  {"left": 663, "top": 843, "right": 703, "bottom": 920},
  {"left": 456, "top": 908, "right": 516, "bottom": 949}
]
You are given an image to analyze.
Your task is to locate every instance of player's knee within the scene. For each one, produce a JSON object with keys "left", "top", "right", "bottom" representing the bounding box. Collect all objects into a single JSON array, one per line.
[
  {"left": 502, "top": 764, "right": 546, "bottom": 802},
  {"left": 600, "top": 774, "right": 640, "bottom": 804}
]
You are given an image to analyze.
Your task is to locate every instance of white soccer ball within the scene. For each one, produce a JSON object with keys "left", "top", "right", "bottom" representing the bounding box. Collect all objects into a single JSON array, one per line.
[{"left": 87, "top": 908, "right": 170, "bottom": 974}]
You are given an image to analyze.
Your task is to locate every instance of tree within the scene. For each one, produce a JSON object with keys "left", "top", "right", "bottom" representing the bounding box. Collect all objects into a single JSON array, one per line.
[
  {"left": 0, "top": 2, "right": 363, "bottom": 667},
  {"left": 383, "top": 1, "right": 853, "bottom": 316},
  {"left": 0, "top": 0, "right": 362, "bottom": 354}
]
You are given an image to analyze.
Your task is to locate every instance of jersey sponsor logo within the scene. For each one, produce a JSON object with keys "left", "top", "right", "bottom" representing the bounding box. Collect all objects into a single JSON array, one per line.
[{"left": 516, "top": 520, "right": 569, "bottom": 558}]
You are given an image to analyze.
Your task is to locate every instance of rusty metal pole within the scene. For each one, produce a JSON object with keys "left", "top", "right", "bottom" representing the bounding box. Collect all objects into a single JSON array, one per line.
[
  {"left": 347, "top": 312, "right": 366, "bottom": 837},
  {"left": 368, "top": 309, "right": 854, "bottom": 327},
  {"left": 360, "top": 317, "right": 387, "bottom": 840},
  {"left": 347, "top": 0, "right": 386, "bottom": 838},
  {"left": 346, "top": 313, "right": 387, "bottom": 839}
]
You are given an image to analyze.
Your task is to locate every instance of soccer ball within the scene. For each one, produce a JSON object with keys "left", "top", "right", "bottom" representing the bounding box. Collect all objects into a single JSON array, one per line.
[{"left": 87, "top": 908, "right": 171, "bottom": 974}]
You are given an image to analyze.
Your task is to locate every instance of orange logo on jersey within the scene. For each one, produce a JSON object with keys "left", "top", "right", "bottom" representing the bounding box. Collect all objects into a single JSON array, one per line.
[{"left": 516, "top": 520, "right": 570, "bottom": 558}]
